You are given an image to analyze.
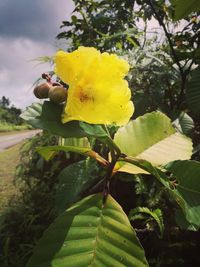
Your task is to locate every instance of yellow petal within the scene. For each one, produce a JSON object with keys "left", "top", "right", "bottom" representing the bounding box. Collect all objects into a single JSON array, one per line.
[
  {"left": 55, "top": 47, "right": 100, "bottom": 85},
  {"left": 55, "top": 46, "right": 134, "bottom": 126}
]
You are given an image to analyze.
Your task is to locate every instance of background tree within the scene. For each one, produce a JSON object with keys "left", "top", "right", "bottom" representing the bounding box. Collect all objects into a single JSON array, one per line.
[
  {"left": 58, "top": 0, "right": 140, "bottom": 51},
  {"left": 0, "top": 96, "right": 23, "bottom": 125},
  {"left": 0, "top": 96, "right": 10, "bottom": 108}
]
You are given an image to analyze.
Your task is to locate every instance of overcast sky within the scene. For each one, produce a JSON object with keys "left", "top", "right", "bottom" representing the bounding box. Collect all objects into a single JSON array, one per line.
[{"left": 0, "top": 0, "right": 74, "bottom": 109}]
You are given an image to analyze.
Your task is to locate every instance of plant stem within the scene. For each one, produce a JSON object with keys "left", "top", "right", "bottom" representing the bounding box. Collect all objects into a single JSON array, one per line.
[
  {"left": 102, "top": 143, "right": 122, "bottom": 204},
  {"left": 102, "top": 156, "right": 118, "bottom": 204},
  {"left": 100, "top": 136, "right": 121, "bottom": 158}
]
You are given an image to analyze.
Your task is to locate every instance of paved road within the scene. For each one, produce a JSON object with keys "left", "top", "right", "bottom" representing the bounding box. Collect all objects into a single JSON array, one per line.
[{"left": 0, "top": 130, "right": 41, "bottom": 152}]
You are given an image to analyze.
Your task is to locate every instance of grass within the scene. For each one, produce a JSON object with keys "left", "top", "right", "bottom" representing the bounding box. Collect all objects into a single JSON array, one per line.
[
  {"left": 0, "top": 142, "right": 23, "bottom": 212},
  {"left": 0, "top": 122, "right": 31, "bottom": 133}
]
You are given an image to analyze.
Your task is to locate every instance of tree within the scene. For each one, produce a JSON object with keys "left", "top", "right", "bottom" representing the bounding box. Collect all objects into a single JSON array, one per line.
[
  {"left": 0, "top": 96, "right": 23, "bottom": 125},
  {"left": 0, "top": 96, "right": 10, "bottom": 108},
  {"left": 57, "top": 0, "right": 140, "bottom": 51}
]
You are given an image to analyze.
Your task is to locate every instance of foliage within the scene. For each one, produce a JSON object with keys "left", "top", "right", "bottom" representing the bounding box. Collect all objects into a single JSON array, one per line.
[
  {"left": 186, "top": 67, "right": 200, "bottom": 114},
  {"left": 114, "top": 111, "right": 192, "bottom": 174},
  {"left": 27, "top": 194, "right": 148, "bottom": 267},
  {"left": 0, "top": 96, "right": 24, "bottom": 126},
  {"left": 165, "top": 160, "right": 200, "bottom": 227},
  {"left": 0, "top": 143, "right": 21, "bottom": 211},
  {"left": 57, "top": 0, "right": 139, "bottom": 51},
  {"left": 171, "top": 0, "right": 200, "bottom": 20},
  {"left": 19, "top": 97, "right": 198, "bottom": 266},
  {"left": 54, "top": 159, "right": 102, "bottom": 214},
  {"left": 0, "top": 132, "right": 104, "bottom": 267},
  {"left": 0, "top": 122, "right": 31, "bottom": 132},
  {"left": 0, "top": 133, "right": 61, "bottom": 266},
  {"left": 20, "top": 102, "right": 87, "bottom": 138},
  {"left": 129, "top": 207, "right": 164, "bottom": 238}
]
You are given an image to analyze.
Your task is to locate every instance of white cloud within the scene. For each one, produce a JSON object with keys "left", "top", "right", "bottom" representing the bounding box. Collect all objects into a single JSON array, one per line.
[
  {"left": 0, "top": 37, "right": 56, "bottom": 108},
  {"left": 0, "top": 0, "right": 74, "bottom": 109}
]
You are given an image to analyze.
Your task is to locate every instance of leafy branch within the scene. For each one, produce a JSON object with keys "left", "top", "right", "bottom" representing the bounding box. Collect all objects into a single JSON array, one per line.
[{"left": 146, "top": 0, "right": 187, "bottom": 108}]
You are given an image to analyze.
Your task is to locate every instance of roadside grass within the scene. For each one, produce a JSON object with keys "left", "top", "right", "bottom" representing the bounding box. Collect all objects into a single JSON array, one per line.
[
  {"left": 0, "top": 143, "right": 23, "bottom": 212},
  {"left": 0, "top": 122, "right": 31, "bottom": 133}
]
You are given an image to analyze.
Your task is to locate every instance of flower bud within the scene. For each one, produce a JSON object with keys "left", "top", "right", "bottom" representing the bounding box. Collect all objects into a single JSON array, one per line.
[
  {"left": 41, "top": 73, "right": 50, "bottom": 80},
  {"left": 33, "top": 83, "right": 51, "bottom": 99},
  {"left": 48, "top": 86, "right": 67, "bottom": 103}
]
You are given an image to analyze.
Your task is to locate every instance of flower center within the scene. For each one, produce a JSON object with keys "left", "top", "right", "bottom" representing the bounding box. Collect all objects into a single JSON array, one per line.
[
  {"left": 79, "top": 92, "right": 94, "bottom": 102},
  {"left": 77, "top": 85, "right": 95, "bottom": 103}
]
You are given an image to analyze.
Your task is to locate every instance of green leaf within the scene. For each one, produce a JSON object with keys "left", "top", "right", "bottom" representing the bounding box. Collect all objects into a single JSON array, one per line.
[
  {"left": 79, "top": 122, "right": 121, "bottom": 154},
  {"left": 186, "top": 68, "right": 200, "bottom": 114},
  {"left": 120, "top": 157, "right": 200, "bottom": 228},
  {"left": 21, "top": 101, "right": 86, "bottom": 138},
  {"left": 119, "top": 157, "right": 174, "bottom": 189},
  {"left": 175, "top": 50, "right": 194, "bottom": 61},
  {"left": 114, "top": 112, "right": 192, "bottom": 174},
  {"left": 37, "top": 140, "right": 108, "bottom": 165},
  {"left": 55, "top": 160, "right": 100, "bottom": 214},
  {"left": 165, "top": 160, "right": 200, "bottom": 227},
  {"left": 79, "top": 122, "right": 108, "bottom": 138},
  {"left": 37, "top": 146, "right": 91, "bottom": 161},
  {"left": 20, "top": 102, "right": 42, "bottom": 124},
  {"left": 132, "top": 91, "right": 152, "bottom": 118},
  {"left": 26, "top": 194, "right": 148, "bottom": 267},
  {"left": 171, "top": 0, "right": 200, "bottom": 20},
  {"left": 175, "top": 210, "right": 199, "bottom": 231},
  {"left": 21, "top": 102, "right": 117, "bottom": 149},
  {"left": 129, "top": 207, "right": 164, "bottom": 238},
  {"left": 174, "top": 49, "right": 200, "bottom": 62},
  {"left": 173, "top": 112, "right": 194, "bottom": 135},
  {"left": 60, "top": 137, "right": 90, "bottom": 147}
]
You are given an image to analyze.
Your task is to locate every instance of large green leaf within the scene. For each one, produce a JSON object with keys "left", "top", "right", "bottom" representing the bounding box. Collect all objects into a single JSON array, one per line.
[
  {"left": 21, "top": 102, "right": 116, "bottom": 149},
  {"left": 37, "top": 146, "right": 91, "bottom": 161},
  {"left": 171, "top": 0, "right": 200, "bottom": 20},
  {"left": 20, "top": 102, "right": 42, "bottom": 125},
  {"left": 120, "top": 156, "right": 200, "bottom": 227},
  {"left": 37, "top": 143, "right": 108, "bottom": 166},
  {"left": 172, "top": 112, "right": 194, "bottom": 135},
  {"left": 26, "top": 194, "right": 148, "bottom": 267},
  {"left": 55, "top": 160, "right": 100, "bottom": 214},
  {"left": 21, "top": 101, "right": 86, "bottom": 138},
  {"left": 175, "top": 210, "right": 199, "bottom": 231},
  {"left": 79, "top": 122, "right": 108, "bottom": 138},
  {"left": 114, "top": 112, "right": 192, "bottom": 174},
  {"left": 165, "top": 160, "right": 200, "bottom": 227},
  {"left": 186, "top": 68, "right": 200, "bottom": 114}
]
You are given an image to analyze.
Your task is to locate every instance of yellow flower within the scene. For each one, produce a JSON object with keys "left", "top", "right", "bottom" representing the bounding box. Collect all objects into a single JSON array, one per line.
[{"left": 54, "top": 46, "right": 134, "bottom": 126}]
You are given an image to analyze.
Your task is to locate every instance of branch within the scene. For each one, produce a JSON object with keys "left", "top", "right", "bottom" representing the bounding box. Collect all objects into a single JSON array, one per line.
[
  {"left": 177, "top": 37, "right": 200, "bottom": 107},
  {"left": 146, "top": 0, "right": 191, "bottom": 109},
  {"left": 142, "top": 20, "right": 148, "bottom": 49},
  {"left": 146, "top": 0, "right": 184, "bottom": 77},
  {"left": 102, "top": 157, "right": 117, "bottom": 204}
]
